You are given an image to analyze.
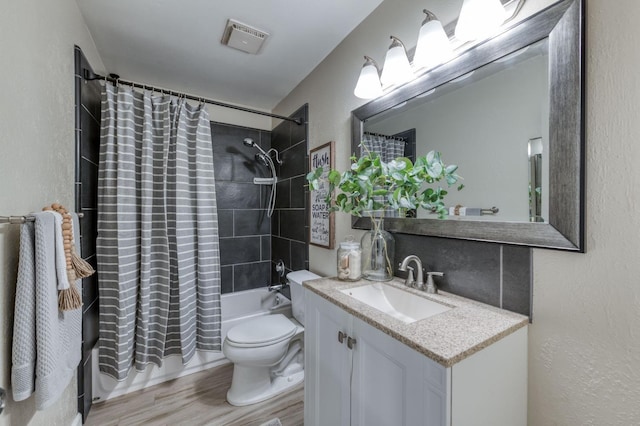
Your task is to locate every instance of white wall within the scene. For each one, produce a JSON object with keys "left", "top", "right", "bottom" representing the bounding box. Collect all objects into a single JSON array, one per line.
[
  {"left": 0, "top": 1, "right": 104, "bottom": 425},
  {"left": 204, "top": 103, "right": 272, "bottom": 131},
  {"left": 274, "top": 0, "right": 640, "bottom": 423}
]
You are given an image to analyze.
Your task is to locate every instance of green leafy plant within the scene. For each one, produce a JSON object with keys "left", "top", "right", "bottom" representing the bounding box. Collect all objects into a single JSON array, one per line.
[{"left": 307, "top": 146, "right": 463, "bottom": 219}]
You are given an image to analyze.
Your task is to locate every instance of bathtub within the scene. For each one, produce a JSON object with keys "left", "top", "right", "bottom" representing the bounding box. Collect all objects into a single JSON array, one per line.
[{"left": 92, "top": 288, "right": 292, "bottom": 402}]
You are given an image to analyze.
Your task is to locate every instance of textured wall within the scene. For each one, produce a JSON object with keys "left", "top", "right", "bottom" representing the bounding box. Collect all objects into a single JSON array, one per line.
[
  {"left": 528, "top": 0, "right": 640, "bottom": 423},
  {"left": 0, "top": 1, "right": 104, "bottom": 425},
  {"left": 274, "top": 0, "right": 640, "bottom": 423}
]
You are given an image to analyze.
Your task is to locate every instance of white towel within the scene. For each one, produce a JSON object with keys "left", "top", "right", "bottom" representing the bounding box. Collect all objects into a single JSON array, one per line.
[
  {"left": 11, "top": 211, "right": 82, "bottom": 410},
  {"left": 43, "top": 210, "right": 71, "bottom": 290}
]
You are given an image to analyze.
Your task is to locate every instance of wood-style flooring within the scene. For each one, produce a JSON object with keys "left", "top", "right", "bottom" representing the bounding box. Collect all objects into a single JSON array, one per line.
[{"left": 86, "top": 363, "right": 304, "bottom": 426}]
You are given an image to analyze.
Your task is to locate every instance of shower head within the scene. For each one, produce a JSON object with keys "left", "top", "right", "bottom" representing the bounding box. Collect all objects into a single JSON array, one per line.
[
  {"left": 255, "top": 153, "right": 271, "bottom": 167},
  {"left": 242, "top": 136, "right": 283, "bottom": 166}
]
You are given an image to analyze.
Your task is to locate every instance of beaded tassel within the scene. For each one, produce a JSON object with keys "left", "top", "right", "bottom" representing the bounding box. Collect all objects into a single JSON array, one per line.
[{"left": 43, "top": 203, "right": 93, "bottom": 311}]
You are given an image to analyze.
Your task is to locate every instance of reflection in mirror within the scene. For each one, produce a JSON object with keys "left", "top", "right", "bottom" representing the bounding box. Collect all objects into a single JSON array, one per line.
[
  {"left": 528, "top": 137, "right": 546, "bottom": 222},
  {"left": 363, "top": 39, "right": 549, "bottom": 223}
]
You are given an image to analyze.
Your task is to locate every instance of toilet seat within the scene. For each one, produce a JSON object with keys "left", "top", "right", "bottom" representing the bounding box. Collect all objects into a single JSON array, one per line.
[{"left": 226, "top": 314, "right": 297, "bottom": 348}]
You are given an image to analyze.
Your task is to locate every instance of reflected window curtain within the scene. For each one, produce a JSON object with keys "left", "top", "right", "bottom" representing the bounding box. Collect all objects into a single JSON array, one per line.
[
  {"left": 97, "top": 82, "right": 221, "bottom": 380},
  {"left": 361, "top": 132, "right": 406, "bottom": 218}
]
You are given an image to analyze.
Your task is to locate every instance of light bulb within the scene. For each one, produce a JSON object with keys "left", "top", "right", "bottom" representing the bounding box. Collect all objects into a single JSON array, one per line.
[
  {"left": 413, "top": 10, "right": 454, "bottom": 71},
  {"left": 354, "top": 56, "right": 383, "bottom": 99},
  {"left": 380, "top": 36, "right": 414, "bottom": 87},
  {"left": 455, "top": 0, "right": 507, "bottom": 42}
]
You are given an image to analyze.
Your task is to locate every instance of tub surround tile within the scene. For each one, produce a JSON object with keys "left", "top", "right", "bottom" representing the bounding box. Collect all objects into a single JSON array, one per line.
[
  {"left": 275, "top": 179, "right": 291, "bottom": 209},
  {"left": 221, "top": 266, "right": 233, "bottom": 294},
  {"left": 304, "top": 277, "right": 528, "bottom": 368},
  {"left": 76, "top": 46, "right": 103, "bottom": 421},
  {"left": 289, "top": 104, "right": 308, "bottom": 146},
  {"left": 217, "top": 210, "right": 234, "bottom": 238},
  {"left": 81, "top": 258, "right": 98, "bottom": 307},
  {"left": 215, "top": 182, "right": 262, "bottom": 210},
  {"left": 272, "top": 236, "right": 291, "bottom": 269},
  {"left": 271, "top": 121, "right": 291, "bottom": 152},
  {"left": 270, "top": 105, "right": 309, "bottom": 277},
  {"left": 79, "top": 209, "right": 97, "bottom": 258},
  {"left": 234, "top": 209, "right": 270, "bottom": 236},
  {"left": 279, "top": 210, "right": 306, "bottom": 242},
  {"left": 271, "top": 210, "right": 280, "bottom": 236},
  {"left": 82, "top": 300, "right": 99, "bottom": 359},
  {"left": 290, "top": 240, "right": 307, "bottom": 272},
  {"left": 278, "top": 142, "right": 307, "bottom": 179},
  {"left": 220, "top": 237, "right": 261, "bottom": 265},
  {"left": 290, "top": 175, "right": 306, "bottom": 209},
  {"left": 261, "top": 236, "right": 271, "bottom": 261},
  {"left": 80, "top": 159, "right": 98, "bottom": 209},
  {"left": 80, "top": 107, "right": 100, "bottom": 164},
  {"left": 233, "top": 261, "right": 272, "bottom": 292}
]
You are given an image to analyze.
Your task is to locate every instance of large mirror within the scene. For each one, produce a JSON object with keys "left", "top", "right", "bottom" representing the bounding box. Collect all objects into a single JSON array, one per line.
[{"left": 351, "top": 0, "right": 584, "bottom": 251}]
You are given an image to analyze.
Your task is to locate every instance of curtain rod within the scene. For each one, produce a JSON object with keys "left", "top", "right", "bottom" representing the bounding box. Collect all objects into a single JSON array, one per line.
[
  {"left": 83, "top": 70, "right": 303, "bottom": 126},
  {"left": 1, "top": 213, "right": 85, "bottom": 224}
]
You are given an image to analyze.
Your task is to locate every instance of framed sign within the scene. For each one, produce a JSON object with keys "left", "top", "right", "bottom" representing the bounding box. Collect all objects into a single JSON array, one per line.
[{"left": 309, "top": 141, "right": 335, "bottom": 249}]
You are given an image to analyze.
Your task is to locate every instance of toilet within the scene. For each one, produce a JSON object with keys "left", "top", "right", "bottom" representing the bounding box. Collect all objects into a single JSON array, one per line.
[{"left": 223, "top": 270, "right": 320, "bottom": 406}]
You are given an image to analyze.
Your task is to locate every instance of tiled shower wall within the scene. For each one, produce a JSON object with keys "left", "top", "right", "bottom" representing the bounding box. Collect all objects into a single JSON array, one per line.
[
  {"left": 271, "top": 105, "right": 310, "bottom": 284},
  {"left": 212, "top": 122, "right": 274, "bottom": 293},
  {"left": 74, "top": 45, "right": 101, "bottom": 422}
]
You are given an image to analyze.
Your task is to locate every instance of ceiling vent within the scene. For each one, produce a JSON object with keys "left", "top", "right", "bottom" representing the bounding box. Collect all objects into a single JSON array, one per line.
[{"left": 221, "top": 19, "right": 269, "bottom": 54}]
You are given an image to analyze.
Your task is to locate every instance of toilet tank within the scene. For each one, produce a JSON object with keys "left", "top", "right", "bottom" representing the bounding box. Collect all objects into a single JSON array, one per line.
[{"left": 287, "top": 270, "right": 321, "bottom": 325}]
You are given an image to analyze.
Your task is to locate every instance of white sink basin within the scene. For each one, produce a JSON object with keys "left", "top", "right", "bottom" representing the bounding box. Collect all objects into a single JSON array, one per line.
[{"left": 340, "top": 283, "right": 451, "bottom": 323}]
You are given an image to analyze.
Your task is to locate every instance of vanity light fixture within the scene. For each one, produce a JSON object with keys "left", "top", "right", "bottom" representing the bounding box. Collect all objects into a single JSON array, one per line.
[
  {"left": 380, "top": 36, "right": 414, "bottom": 87},
  {"left": 413, "top": 10, "right": 454, "bottom": 71},
  {"left": 354, "top": 56, "right": 383, "bottom": 99},
  {"left": 454, "top": 0, "right": 508, "bottom": 42},
  {"left": 353, "top": 0, "right": 525, "bottom": 101}
]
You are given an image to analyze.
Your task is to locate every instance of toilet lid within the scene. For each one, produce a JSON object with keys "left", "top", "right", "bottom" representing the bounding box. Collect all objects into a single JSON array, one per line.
[{"left": 226, "top": 314, "right": 297, "bottom": 346}]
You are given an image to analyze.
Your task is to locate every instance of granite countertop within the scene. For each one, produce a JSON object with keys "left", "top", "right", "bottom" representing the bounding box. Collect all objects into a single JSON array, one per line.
[{"left": 303, "top": 277, "right": 528, "bottom": 368}]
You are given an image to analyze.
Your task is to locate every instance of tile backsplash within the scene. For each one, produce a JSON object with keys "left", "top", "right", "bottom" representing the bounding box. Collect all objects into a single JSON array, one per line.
[{"left": 393, "top": 233, "right": 532, "bottom": 317}]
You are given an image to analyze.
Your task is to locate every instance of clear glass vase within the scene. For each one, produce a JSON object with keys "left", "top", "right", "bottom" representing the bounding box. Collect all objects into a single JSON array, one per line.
[{"left": 360, "top": 217, "right": 395, "bottom": 281}]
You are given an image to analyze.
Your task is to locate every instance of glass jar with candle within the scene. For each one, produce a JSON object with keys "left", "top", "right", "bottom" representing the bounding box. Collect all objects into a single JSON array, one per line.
[{"left": 337, "top": 236, "right": 362, "bottom": 281}]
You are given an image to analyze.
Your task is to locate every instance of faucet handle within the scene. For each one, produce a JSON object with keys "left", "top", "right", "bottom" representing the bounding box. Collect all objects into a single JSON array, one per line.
[
  {"left": 404, "top": 266, "right": 416, "bottom": 287},
  {"left": 425, "top": 271, "right": 444, "bottom": 294}
]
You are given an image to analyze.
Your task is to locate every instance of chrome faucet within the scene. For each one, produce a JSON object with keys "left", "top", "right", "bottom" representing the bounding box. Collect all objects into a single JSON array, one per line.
[{"left": 398, "top": 255, "right": 424, "bottom": 290}]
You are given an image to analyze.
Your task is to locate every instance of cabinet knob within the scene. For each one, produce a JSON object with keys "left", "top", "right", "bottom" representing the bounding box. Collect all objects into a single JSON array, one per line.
[
  {"left": 347, "top": 336, "right": 357, "bottom": 350},
  {"left": 338, "top": 331, "right": 346, "bottom": 344}
]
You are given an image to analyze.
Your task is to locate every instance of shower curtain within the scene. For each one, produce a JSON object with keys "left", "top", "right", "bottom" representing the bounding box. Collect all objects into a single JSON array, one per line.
[
  {"left": 361, "top": 132, "right": 406, "bottom": 218},
  {"left": 97, "top": 82, "right": 221, "bottom": 380}
]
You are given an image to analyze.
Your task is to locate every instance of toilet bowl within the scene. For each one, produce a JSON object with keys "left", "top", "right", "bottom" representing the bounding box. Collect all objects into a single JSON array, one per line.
[{"left": 222, "top": 270, "right": 320, "bottom": 406}]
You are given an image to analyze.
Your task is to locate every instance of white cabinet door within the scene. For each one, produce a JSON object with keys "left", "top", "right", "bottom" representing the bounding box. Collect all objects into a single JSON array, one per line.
[
  {"left": 304, "top": 291, "right": 353, "bottom": 426},
  {"left": 350, "top": 316, "right": 447, "bottom": 426}
]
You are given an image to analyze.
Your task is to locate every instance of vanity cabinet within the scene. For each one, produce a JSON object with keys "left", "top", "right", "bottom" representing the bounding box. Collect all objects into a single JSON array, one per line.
[{"left": 304, "top": 290, "right": 527, "bottom": 426}]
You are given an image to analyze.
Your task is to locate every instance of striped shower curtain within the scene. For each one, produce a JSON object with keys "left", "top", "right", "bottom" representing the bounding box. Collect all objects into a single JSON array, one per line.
[
  {"left": 97, "top": 82, "right": 221, "bottom": 380},
  {"left": 361, "top": 132, "right": 406, "bottom": 218}
]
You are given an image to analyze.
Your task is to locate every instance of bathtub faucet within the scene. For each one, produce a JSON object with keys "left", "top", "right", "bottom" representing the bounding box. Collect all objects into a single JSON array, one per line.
[{"left": 267, "top": 283, "right": 286, "bottom": 292}]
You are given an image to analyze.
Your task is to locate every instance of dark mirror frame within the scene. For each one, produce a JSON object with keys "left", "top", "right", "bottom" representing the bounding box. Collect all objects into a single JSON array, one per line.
[{"left": 351, "top": 0, "right": 585, "bottom": 251}]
